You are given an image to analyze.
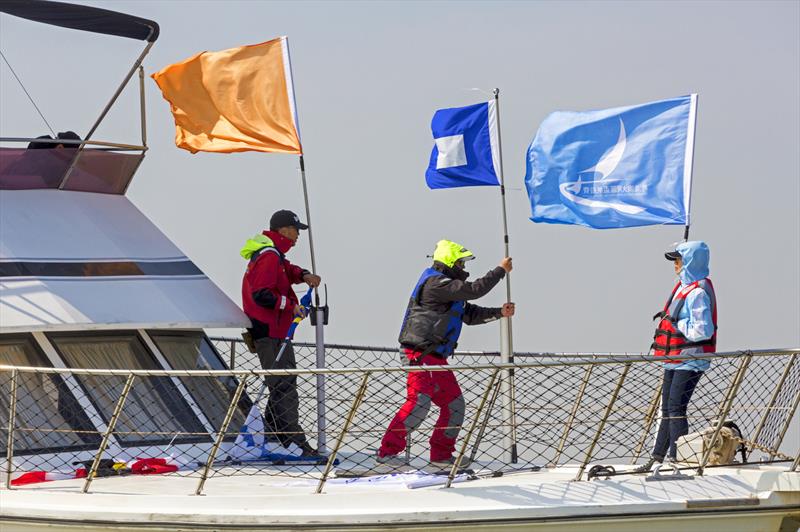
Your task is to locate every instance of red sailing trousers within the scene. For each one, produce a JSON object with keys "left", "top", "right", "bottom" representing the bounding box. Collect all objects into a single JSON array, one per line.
[{"left": 378, "top": 350, "right": 465, "bottom": 461}]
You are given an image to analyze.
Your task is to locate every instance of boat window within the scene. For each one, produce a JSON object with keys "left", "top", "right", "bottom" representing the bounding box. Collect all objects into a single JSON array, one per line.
[
  {"left": 47, "top": 333, "right": 209, "bottom": 446},
  {"left": 0, "top": 147, "right": 143, "bottom": 194},
  {"left": 0, "top": 335, "right": 99, "bottom": 455},
  {"left": 149, "top": 331, "right": 249, "bottom": 431}
]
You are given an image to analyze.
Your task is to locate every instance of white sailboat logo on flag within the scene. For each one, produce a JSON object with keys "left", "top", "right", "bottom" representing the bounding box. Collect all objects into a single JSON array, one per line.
[{"left": 558, "top": 118, "right": 645, "bottom": 215}]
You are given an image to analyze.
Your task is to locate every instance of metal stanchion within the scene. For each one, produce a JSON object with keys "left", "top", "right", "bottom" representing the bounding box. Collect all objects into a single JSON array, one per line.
[
  {"left": 767, "top": 380, "right": 800, "bottom": 461},
  {"left": 405, "top": 430, "right": 413, "bottom": 465},
  {"left": 316, "top": 372, "right": 370, "bottom": 494},
  {"left": 749, "top": 354, "right": 796, "bottom": 457},
  {"left": 5, "top": 370, "right": 18, "bottom": 489},
  {"left": 574, "top": 363, "right": 631, "bottom": 481},
  {"left": 446, "top": 369, "right": 500, "bottom": 488},
  {"left": 554, "top": 361, "right": 595, "bottom": 466},
  {"left": 195, "top": 376, "right": 248, "bottom": 496},
  {"left": 468, "top": 375, "right": 503, "bottom": 464},
  {"left": 83, "top": 374, "right": 135, "bottom": 494},
  {"left": 630, "top": 382, "right": 663, "bottom": 464}
]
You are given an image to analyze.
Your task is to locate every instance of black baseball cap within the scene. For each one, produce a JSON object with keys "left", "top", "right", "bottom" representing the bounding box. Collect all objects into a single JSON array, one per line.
[
  {"left": 56, "top": 131, "right": 81, "bottom": 147},
  {"left": 664, "top": 250, "right": 682, "bottom": 261},
  {"left": 269, "top": 210, "right": 308, "bottom": 231}
]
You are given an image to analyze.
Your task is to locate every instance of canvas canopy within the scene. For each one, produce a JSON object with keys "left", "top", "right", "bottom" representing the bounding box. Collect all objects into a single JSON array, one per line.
[
  {"left": 0, "top": 190, "right": 248, "bottom": 332},
  {"left": 0, "top": 0, "right": 159, "bottom": 42}
]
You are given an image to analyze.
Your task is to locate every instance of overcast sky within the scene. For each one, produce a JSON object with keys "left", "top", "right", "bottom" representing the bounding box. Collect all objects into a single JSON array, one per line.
[{"left": 1, "top": 1, "right": 797, "bottom": 353}]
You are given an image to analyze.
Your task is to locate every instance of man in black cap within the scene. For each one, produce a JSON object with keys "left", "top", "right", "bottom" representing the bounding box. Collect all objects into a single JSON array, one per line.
[
  {"left": 240, "top": 210, "right": 321, "bottom": 456},
  {"left": 27, "top": 131, "right": 82, "bottom": 150}
]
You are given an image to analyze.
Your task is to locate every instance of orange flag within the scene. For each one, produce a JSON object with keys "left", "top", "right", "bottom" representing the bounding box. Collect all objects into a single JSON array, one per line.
[{"left": 152, "top": 37, "right": 302, "bottom": 154}]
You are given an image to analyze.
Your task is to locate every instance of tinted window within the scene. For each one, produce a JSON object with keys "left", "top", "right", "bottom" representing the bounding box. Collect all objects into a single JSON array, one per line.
[
  {"left": 48, "top": 333, "right": 208, "bottom": 446},
  {"left": 149, "top": 332, "right": 248, "bottom": 431},
  {"left": 0, "top": 335, "right": 99, "bottom": 454}
]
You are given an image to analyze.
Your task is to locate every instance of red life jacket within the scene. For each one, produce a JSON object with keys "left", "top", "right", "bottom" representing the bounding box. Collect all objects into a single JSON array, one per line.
[{"left": 651, "top": 278, "right": 717, "bottom": 363}]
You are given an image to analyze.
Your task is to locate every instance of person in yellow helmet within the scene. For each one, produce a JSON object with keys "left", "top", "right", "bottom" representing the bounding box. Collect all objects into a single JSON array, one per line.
[{"left": 377, "top": 240, "right": 515, "bottom": 470}]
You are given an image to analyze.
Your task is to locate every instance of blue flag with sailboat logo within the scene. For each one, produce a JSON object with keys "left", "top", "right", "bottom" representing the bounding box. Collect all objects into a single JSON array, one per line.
[
  {"left": 525, "top": 95, "right": 696, "bottom": 229},
  {"left": 426, "top": 101, "right": 501, "bottom": 189}
]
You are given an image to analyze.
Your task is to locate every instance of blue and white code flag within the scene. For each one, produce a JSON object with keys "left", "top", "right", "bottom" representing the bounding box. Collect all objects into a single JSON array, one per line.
[
  {"left": 525, "top": 95, "right": 697, "bottom": 229},
  {"left": 426, "top": 101, "right": 501, "bottom": 189}
]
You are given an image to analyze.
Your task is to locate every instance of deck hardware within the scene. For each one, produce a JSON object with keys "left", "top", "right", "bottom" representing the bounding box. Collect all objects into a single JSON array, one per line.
[
  {"left": 83, "top": 374, "right": 135, "bottom": 494},
  {"left": 554, "top": 358, "right": 595, "bottom": 466},
  {"left": 574, "top": 363, "right": 631, "bottom": 481},
  {"left": 697, "top": 353, "right": 752, "bottom": 476},
  {"left": 586, "top": 464, "right": 616, "bottom": 481},
  {"left": 316, "top": 371, "right": 371, "bottom": 494},
  {"left": 5, "top": 369, "right": 18, "bottom": 489},
  {"left": 194, "top": 375, "right": 248, "bottom": 496},
  {"left": 446, "top": 368, "right": 500, "bottom": 488},
  {"left": 686, "top": 498, "right": 759, "bottom": 508},
  {"left": 646, "top": 462, "right": 694, "bottom": 482}
]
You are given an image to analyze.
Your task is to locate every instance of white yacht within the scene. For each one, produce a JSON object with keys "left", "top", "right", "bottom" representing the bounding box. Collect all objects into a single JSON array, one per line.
[{"left": 1, "top": 1, "right": 798, "bottom": 531}]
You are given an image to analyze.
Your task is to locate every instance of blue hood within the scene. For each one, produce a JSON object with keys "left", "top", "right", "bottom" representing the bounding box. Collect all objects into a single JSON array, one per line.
[{"left": 676, "top": 241, "right": 710, "bottom": 285}]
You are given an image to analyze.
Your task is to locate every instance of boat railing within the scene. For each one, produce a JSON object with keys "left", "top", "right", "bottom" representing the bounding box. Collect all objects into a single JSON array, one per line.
[{"left": 1, "top": 346, "right": 798, "bottom": 494}]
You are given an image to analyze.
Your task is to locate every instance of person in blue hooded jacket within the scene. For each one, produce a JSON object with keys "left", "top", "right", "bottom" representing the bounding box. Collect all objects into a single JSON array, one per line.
[{"left": 635, "top": 241, "right": 718, "bottom": 473}]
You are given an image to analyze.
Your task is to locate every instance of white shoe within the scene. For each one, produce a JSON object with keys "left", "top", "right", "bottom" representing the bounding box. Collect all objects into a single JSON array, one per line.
[
  {"left": 430, "top": 456, "right": 472, "bottom": 470},
  {"left": 375, "top": 454, "right": 409, "bottom": 467}
]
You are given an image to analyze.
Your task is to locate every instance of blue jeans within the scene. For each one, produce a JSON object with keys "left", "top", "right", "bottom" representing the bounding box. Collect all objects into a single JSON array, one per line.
[{"left": 652, "top": 368, "right": 703, "bottom": 461}]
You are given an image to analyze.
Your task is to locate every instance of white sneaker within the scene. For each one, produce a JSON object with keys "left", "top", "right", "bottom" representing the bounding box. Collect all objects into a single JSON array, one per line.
[
  {"left": 430, "top": 456, "right": 472, "bottom": 470},
  {"left": 375, "top": 454, "right": 409, "bottom": 467}
]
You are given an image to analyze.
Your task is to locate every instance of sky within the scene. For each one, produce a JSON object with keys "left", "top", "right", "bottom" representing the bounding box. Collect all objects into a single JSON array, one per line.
[
  {"left": 1, "top": 0, "right": 798, "bottom": 456},
  {"left": 0, "top": 2, "right": 797, "bottom": 350}
]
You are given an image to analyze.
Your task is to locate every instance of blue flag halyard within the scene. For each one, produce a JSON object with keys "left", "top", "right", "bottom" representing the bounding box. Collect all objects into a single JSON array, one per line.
[
  {"left": 426, "top": 101, "right": 501, "bottom": 189},
  {"left": 525, "top": 95, "right": 697, "bottom": 229}
]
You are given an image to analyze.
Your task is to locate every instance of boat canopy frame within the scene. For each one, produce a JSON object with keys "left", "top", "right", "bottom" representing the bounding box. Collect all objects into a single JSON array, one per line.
[{"left": 0, "top": 0, "right": 157, "bottom": 192}]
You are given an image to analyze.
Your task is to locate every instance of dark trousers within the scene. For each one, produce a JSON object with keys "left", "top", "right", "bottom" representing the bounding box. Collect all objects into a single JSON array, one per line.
[
  {"left": 652, "top": 368, "right": 703, "bottom": 461},
  {"left": 256, "top": 338, "right": 308, "bottom": 449}
]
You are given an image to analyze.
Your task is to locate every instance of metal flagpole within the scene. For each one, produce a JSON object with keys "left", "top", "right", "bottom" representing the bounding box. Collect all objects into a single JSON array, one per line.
[
  {"left": 297, "top": 154, "right": 327, "bottom": 453},
  {"left": 493, "top": 88, "right": 518, "bottom": 463},
  {"left": 284, "top": 35, "right": 327, "bottom": 453},
  {"left": 682, "top": 94, "right": 699, "bottom": 242}
]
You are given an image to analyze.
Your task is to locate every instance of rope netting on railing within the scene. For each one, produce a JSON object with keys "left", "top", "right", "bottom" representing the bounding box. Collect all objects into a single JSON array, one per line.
[{"left": 0, "top": 342, "right": 798, "bottom": 495}]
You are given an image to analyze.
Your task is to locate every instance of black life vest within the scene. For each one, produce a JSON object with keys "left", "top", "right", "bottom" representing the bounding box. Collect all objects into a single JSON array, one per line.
[
  {"left": 652, "top": 278, "right": 717, "bottom": 362},
  {"left": 397, "top": 268, "right": 465, "bottom": 357}
]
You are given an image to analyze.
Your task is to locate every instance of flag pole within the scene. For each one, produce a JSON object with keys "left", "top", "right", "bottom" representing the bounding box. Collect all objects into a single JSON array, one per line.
[
  {"left": 493, "top": 87, "right": 519, "bottom": 463},
  {"left": 682, "top": 93, "right": 699, "bottom": 242},
  {"left": 285, "top": 36, "right": 327, "bottom": 453},
  {"left": 298, "top": 155, "right": 327, "bottom": 453},
  {"left": 298, "top": 155, "right": 318, "bottom": 274}
]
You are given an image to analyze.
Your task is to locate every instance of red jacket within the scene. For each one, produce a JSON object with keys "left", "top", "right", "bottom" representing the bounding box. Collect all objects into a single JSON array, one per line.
[{"left": 242, "top": 231, "right": 308, "bottom": 339}]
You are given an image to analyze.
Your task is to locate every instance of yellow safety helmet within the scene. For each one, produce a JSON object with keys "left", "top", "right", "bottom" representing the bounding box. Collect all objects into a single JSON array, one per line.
[{"left": 432, "top": 240, "right": 475, "bottom": 268}]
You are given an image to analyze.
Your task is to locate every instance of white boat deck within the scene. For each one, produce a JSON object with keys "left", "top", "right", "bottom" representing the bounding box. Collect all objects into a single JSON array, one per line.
[{"left": 1, "top": 463, "right": 798, "bottom": 531}]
